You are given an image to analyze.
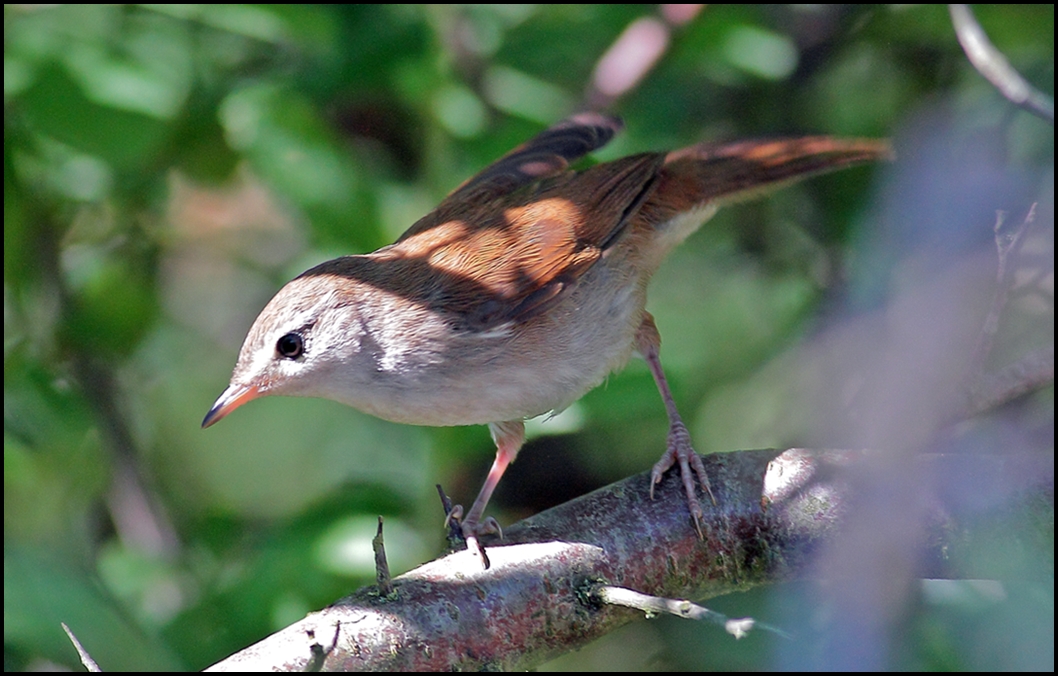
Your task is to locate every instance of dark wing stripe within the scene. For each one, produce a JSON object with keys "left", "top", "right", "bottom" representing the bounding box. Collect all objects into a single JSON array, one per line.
[{"left": 447, "top": 113, "right": 623, "bottom": 201}]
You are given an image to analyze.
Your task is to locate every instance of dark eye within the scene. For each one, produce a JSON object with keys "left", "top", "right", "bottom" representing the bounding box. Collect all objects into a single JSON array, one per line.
[{"left": 276, "top": 332, "right": 304, "bottom": 359}]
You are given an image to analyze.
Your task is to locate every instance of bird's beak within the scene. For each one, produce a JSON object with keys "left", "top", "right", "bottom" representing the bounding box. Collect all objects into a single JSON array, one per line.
[{"left": 202, "top": 383, "right": 260, "bottom": 428}]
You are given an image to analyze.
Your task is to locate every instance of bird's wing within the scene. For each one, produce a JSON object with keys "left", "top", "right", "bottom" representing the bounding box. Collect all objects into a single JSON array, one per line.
[{"left": 376, "top": 114, "right": 665, "bottom": 330}]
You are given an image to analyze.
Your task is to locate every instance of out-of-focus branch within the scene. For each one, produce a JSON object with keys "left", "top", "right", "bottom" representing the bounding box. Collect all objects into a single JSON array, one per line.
[
  {"left": 950, "top": 4, "right": 1054, "bottom": 124},
  {"left": 585, "top": 5, "right": 704, "bottom": 110}
]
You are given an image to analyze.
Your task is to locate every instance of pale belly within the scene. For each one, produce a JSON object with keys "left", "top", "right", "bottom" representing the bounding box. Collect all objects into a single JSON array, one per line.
[{"left": 338, "top": 262, "right": 648, "bottom": 427}]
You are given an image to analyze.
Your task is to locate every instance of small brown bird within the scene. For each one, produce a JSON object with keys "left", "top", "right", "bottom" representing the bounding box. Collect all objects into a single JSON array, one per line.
[{"left": 203, "top": 113, "right": 890, "bottom": 566}]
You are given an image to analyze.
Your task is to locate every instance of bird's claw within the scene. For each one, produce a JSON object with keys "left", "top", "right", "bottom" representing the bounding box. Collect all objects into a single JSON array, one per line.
[
  {"left": 650, "top": 420, "right": 715, "bottom": 539},
  {"left": 444, "top": 506, "right": 503, "bottom": 569}
]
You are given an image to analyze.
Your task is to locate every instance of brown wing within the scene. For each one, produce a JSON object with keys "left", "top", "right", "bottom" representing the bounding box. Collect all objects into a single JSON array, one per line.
[
  {"left": 308, "top": 126, "right": 890, "bottom": 334},
  {"left": 371, "top": 114, "right": 666, "bottom": 330},
  {"left": 399, "top": 112, "right": 625, "bottom": 240}
]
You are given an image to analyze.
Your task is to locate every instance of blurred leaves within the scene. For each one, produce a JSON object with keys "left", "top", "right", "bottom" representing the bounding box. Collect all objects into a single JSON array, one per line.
[{"left": 4, "top": 4, "right": 1052, "bottom": 672}]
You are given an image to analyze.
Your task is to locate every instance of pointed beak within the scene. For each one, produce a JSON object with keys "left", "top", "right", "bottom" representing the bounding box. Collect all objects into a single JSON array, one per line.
[{"left": 202, "top": 383, "right": 261, "bottom": 428}]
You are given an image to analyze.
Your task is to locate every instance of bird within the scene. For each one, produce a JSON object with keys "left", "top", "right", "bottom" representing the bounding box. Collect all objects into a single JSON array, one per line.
[{"left": 203, "top": 113, "right": 891, "bottom": 567}]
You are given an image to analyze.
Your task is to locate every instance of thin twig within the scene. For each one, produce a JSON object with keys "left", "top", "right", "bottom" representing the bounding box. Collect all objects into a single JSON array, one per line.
[
  {"left": 950, "top": 4, "right": 1054, "bottom": 124},
  {"left": 584, "top": 5, "right": 703, "bottom": 110},
  {"left": 61, "top": 623, "right": 102, "bottom": 673},
  {"left": 372, "top": 517, "right": 393, "bottom": 596},
  {"left": 592, "top": 585, "right": 792, "bottom": 640},
  {"left": 437, "top": 483, "right": 472, "bottom": 554},
  {"left": 971, "top": 205, "right": 1037, "bottom": 382}
]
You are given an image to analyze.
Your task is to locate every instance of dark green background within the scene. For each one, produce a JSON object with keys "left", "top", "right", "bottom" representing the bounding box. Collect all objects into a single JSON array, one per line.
[{"left": 5, "top": 5, "right": 1053, "bottom": 670}]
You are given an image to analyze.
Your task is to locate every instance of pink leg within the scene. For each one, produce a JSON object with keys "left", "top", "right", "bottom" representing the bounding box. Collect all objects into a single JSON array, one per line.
[
  {"left": 445, "top": 420, "right": 525, "bottom": 567},
  {"left": 635, "top": 313, "right": 715, "bottom": 538}
]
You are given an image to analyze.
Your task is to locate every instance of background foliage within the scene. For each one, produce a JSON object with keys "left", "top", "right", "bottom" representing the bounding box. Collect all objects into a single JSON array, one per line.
[{"left": 5, "top": 4, "right": 1053, "bottom": 670}]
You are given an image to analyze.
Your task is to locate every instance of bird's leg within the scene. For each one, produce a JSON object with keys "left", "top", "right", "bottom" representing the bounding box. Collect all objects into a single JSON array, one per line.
[
  {"left": 635, "top": 313, "right": 716, "bottom": 538},
  {"left": 445, "top": 419, "right": 525, "bottom": 568}
]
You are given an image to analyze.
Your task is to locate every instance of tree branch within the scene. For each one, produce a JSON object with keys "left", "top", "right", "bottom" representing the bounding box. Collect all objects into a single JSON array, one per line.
[{"left": 205, "top": 447, "right": 1053, "bottom": 671}]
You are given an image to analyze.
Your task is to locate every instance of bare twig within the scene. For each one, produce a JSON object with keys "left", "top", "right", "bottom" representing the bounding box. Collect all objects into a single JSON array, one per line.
[
  {"left": 972, "top": 205, "right": 1037, "bottom": 374},
  {"left": 585, "top": 5, "right": 703, "bottom": 110},
  {"left": 435, "top": 484, "right": 464, "bottom": 551},
  {"left": 592, "top": 584, "right": 791, "bottom": 640},
  {"left": 372, "top": 517, "right": 393, "bottom": 596},
  {"left": 61, "top": 623, "right": 102, "bottom": 673},
  {"left": 950, "top": 4, "right": 1054, "bottom": 124}
]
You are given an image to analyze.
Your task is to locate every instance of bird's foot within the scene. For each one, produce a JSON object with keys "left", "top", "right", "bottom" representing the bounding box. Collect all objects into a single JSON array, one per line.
[
  {"left": 650, "top": 419, "right": 716, "bottom": 539},
  {"left": 445, "top": 505, "right": 502, "bottom": 569}
]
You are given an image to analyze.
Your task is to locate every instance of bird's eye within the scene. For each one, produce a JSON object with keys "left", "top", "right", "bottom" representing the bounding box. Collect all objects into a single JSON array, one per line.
[{"left": 276, "top": 332, "right": 304, "bottom": 359}]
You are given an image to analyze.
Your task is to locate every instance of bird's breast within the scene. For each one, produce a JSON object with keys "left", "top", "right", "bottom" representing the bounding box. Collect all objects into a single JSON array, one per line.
[{"left": 344, "top": 261, "right": 647, "bottom": 427}]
